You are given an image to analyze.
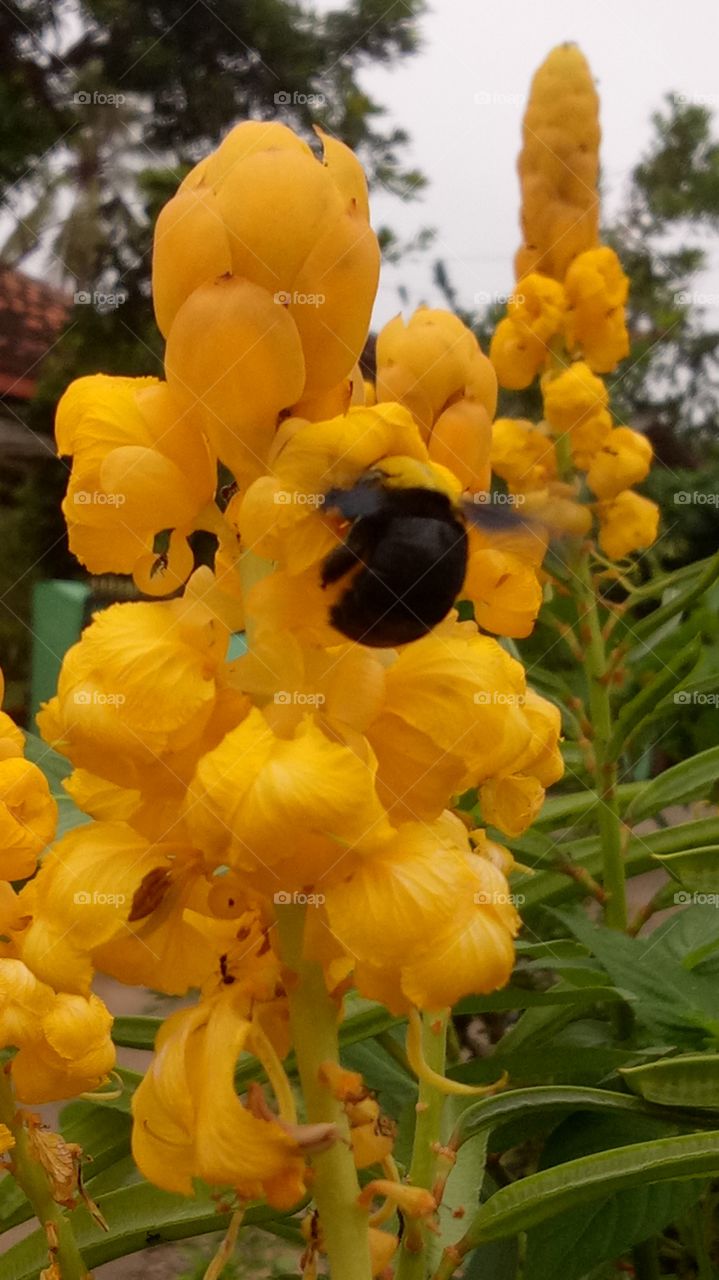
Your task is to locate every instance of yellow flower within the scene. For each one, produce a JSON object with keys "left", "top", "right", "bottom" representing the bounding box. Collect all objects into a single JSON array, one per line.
[
  {"left": 132, "top": 996, "right": 306, "bottom": 1208},
  {"left": 376, "top": 308, "right": 497, "bottom": 439},
  {"left": 507, "top": 689, "right": 564, "bottom": 787},
  {"left": 597, "top": 489, "right": 660, "bottom": 560},
  {"left": 56, "top": 375, "right": 216, "bottom": 583},
  {"left": 364, "top": 624, "right": 533, "bottom": 820},
  {"left": 489, "top": 317, "right": 544, "bottom": 392},
  {"left": 515, "top": 44, "right": 600, "bottom": 282},
  {"left": 464, "top": 548, "right": 544, "bottom": 638},
  {"left": 323, "top": 816, "right": 519, "bottom": 1010},
  {"left": 480, "top": 773, "right": 546, "bottom": 838},
  {"left": 37, "top": 592, "right": 231, "bottom": 791},
  {"left": 564, "top": 247, "right": 630, "bottom": 372},
  {"left": 490, "top": 274, "right": 566, "bottom": 391},
  {"left": 184, "top": 708, "right": 391, "bottom": 892},
  {"left": 586, "top": 427, "right": 653, "bottom": 499},
  {"left": 0, "top": 757, "right": 57, "bottom": 882},
  {"left": 491, "top": 418, "right": 557, "bottom": 493},
  {"left": 0, "top": 959, "right": 114, "bottom": 1103},
  {"left": 542, "top": 361, "right": 608, "bottom": 434}
]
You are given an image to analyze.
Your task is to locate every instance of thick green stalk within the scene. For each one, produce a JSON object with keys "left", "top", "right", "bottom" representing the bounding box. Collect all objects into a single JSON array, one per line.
[
  {"left": 395, "top": 1011, "right": 448, "bottom": 1280},
  {"left": 574, "top": 551, "right": 627, "bottom": 931},
  {"left": 275, "top": 904, "right": 372, "bottom": 1280},
  {"left": 0, "top": 1067, "right": 90, "bottom": 1279}
]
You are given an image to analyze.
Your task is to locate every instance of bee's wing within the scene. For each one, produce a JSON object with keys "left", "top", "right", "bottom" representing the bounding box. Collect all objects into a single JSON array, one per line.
[
  {"left": 461, "top": 498, "right": 539, "bottom": 534},
  {"left": 324, "top": 482, "right": 387, "bottom": 520}
]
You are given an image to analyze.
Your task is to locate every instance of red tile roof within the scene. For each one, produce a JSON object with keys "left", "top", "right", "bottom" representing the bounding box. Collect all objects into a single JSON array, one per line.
[{"left": 0, "top": 266, "right": 71, "bottom": 399}]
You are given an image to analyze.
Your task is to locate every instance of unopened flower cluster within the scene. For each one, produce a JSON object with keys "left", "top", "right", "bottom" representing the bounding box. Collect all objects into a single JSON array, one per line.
[{"left": 489, "top": 43, "right": 659, "bottom": 560}]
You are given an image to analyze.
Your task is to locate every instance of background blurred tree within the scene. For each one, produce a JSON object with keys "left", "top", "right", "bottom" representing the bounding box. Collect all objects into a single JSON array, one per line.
[{"left": 1, "top": 0, "right": 427, "bottom": 392}]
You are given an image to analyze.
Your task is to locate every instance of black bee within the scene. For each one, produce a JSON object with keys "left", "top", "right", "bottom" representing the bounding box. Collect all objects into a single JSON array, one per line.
[{"left": 321, "top": 473, "right": 531, "bottom": 648}]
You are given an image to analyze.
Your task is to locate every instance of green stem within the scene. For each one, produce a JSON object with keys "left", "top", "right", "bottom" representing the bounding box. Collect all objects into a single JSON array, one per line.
[
  {"left": 0, "top": 1067, "right": 90, "bottom": 1279},
  {"left": 395, "top": 1011, "right": 448, "bottom": 1280},
  {"left": 574, "top": 551, "right": 627, "bottom": 931},
  {"left": 274, "top": 904, "right": 372, "bottom": 1280}
]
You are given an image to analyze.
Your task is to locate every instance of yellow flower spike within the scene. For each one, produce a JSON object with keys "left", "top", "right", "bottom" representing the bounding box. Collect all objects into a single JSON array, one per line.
[
  {"left": 597, "top": 489, "right": 660, "bottom": 560},
  {"left": 0, "top": 757, "right": 57, "bottom": 881},
  {"left": 564, "top": 246, "right": 630, "bottom": 372},
  {"left": 201, "top": 120, "right": 311, "bottom": 190},
  {"left": 479, "top": 773, "right": 546, "bottom": 838},
  {"left": 406, "top": 1009, "right": 508, "bottom": 1098},
  {"left": 165, "top": 275, "right": 306, "bottom": 485},
  {"left": 586, "top": 427, "right": 653, "bottom": 499},
  {"left": 152, "top": 186, "right": 232, "bottom": 338},
  {"left": 515, "top": 43, "right": 600, "bottom": 282}
]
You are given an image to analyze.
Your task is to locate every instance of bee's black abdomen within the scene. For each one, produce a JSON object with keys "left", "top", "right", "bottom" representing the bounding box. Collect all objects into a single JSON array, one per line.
[{"left": 329, "top": 512, "right": 468, "bottom": 647}]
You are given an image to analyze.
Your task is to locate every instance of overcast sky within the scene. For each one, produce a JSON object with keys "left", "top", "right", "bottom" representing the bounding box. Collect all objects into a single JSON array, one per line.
[{"left": 328, "top": 0, "right": 719, "bottom": 327}]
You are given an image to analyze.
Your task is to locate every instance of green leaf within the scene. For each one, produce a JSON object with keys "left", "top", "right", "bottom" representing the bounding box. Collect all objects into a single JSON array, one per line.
[
  {"left": 461, "top": 1130, "right": 719, "bottom": 1243},
  {"left": 623, "top": 745, "right": 719, "bottom": 825},
  {"left": 450, "top": 1086, "right": 658, "bottom": 1151},
  {"left": 525, "top": 1179, "right": 703, "bottom": 1280},
  {"left": 606, "top": 635, "right": 702, "bottom": 756},
  {"left": 112, "top": 1015, "right": 160, "bottom": 1050},
  {"left": 655, "top": 846, "right": 719, "bottom": 893},
  {"left": 531, "top": 783, "right": 644, "bottom": 830},
  {"left": 454, "top": 984, "right": 625, "bottom": 1014},
  {"left": 1, "top": 1182, "right": 306, "bottom": 1279},
  {"left": 629, "top": 548, "right": 719, "bottom": 644},
  {"left": 621, "top": 1054, "right": 719, "bottom": 1110}
]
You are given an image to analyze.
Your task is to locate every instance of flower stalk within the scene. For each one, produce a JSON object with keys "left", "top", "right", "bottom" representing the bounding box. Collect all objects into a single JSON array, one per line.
[
  {"left": 0, "top": 1067, "right": 90, "bottom": 1280},
  {"left": 395, "top": 1011, "right": 448, "bottom": 1280},
  {"left": 275, "top": 904, "right": 372, "bottom": 1280},
  {"left": 574, "top": 550, "right": 627, "bottom": 931}
]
